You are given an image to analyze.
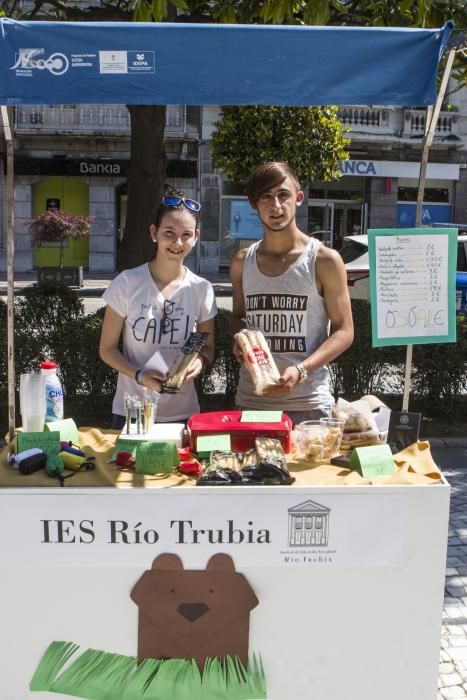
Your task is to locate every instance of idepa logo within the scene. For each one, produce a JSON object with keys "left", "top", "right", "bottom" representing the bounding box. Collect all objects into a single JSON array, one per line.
[
  {"left": 11, "top": 48, "right": 69, "bottom": 76},
  {"left": 288, "top": 500, "right": 330, "bottom": 548}
]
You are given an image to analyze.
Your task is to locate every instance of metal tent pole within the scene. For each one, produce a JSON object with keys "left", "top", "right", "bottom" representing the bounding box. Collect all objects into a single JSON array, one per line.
[
  {"left": 401, "top": 48, "right": 456, "bottom": 413},
  {"left": 1, "top": 106, "right": 15, "bottom": 441}
]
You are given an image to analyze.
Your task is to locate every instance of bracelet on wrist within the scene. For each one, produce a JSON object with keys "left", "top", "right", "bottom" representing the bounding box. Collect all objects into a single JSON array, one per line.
[
  {"left": 294, "top": 362, "right": 308, "bottom": 384},
  {"left": 135, "top": 369, "right": 145, "bottom": 386}
]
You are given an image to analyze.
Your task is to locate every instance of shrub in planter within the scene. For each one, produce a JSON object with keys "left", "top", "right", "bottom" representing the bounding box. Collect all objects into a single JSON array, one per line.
[
  {"left": 410, "top": 313, "right": 467, "bottom": 416},
  {"left": 196, "top": 308, "right": 239, "bottom": 409},
  {"left": 25, "top": 209, "right": 92, "bottom": 269},
  {"left": 0, "top": 299, "right": 8, "bottom": 434},
  {"left": 72, "top": 308, "right": 117, "bottom": 423},
  {"left": 329, "top": 299, "right": 405, "bottom": 400},
  {"left": 14, "top": 283, "right": 84, "bottom": 403}
]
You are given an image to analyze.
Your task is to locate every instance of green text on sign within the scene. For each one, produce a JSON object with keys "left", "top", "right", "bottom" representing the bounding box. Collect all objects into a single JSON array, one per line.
[{"left": 17, "top": 431, "right": 61, "bottom": 455}]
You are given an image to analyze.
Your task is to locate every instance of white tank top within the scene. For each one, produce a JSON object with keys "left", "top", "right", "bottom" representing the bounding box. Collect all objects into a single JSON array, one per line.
[{"left": 236, "top": 237, "right": 333, "bottom": 411}]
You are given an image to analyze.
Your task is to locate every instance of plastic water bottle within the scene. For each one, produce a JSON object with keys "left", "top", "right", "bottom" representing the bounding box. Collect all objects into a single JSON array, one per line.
[{"left": 40, "top": 361, "right": 64, "bottom": 421}]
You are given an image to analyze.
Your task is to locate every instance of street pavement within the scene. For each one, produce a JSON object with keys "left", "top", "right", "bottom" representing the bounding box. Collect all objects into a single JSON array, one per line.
[
  {"left": 2, "top": 272, "right": 467, "bottom": 696},
  {"left": 432, "top": 446, "right": 467, "bottom": 699}
]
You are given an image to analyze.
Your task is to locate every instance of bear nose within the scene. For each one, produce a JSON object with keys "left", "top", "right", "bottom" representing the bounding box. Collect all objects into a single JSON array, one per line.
[{"left": 177, "top": 603, "right": 209, "bottom": 622}]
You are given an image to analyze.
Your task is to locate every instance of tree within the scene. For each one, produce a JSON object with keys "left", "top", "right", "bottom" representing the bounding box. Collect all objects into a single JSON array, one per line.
[
  {"left": 211, "top": 106, "right": 350, "bottom": 185},
  {"left": 8, "top": 0, "right": 467, "bottom": 269}
]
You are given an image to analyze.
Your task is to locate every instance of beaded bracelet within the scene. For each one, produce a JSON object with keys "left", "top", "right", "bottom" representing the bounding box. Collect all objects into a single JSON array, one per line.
[{"left": 294, "top": 362, "right": 308, "bottom": 383}]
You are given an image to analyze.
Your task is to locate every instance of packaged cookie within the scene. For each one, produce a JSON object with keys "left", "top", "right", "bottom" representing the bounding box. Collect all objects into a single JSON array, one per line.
[
  {"left": 209, "top": 450, "right": 243, "bottom": 472},
  {"left": 255, "top": 437, "right": 286, "bottom": 467}
]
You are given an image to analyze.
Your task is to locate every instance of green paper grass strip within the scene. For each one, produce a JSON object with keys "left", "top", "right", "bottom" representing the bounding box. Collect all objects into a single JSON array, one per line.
[
  {"left": 30, "top": 641, "right": 80, "bottom": 691},
  {"left": 30, "top": 642, "right": 267, "bottom": 699}
]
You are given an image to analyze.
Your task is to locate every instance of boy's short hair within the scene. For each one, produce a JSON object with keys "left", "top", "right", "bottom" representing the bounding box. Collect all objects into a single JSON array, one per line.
[{"left": 247, "top": 162, "right": 301, "bottom": 207}]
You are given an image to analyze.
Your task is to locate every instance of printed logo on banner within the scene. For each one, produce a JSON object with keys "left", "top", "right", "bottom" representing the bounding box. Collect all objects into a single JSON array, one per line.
[
  {"left": 281, "top": 499, "right": 337, "bottom": 564},
  {"left": 99, "top": 51, "right": 128, "bottom": 74},
  {"left": 98, "top": 50, "right": 155, "bottom": 74},
  {"left": 128, "top": 51, "right": 155, "bottom": 73},
  {"left": 11, "top": 48, "right": 69, "bottom": 76}
]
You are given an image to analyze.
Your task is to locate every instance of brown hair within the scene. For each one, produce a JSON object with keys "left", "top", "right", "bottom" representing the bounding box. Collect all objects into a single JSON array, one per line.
[
  {"left": 153, "top": 187, "right": 201, "bottom": 227},
  {"left": 247, "top": 162, "right": 301, "bottom": 207}
]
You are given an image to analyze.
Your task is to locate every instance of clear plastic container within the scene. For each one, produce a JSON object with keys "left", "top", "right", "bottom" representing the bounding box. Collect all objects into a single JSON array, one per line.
[
  {"left": 320, "top": 418, "right": 345, "bottom": 460},
  {"left": 40, "top": 360, "right": 64, "bottom": 421},
  {"left": 294, "top": 420, "right": 329, "bottom": 465}
]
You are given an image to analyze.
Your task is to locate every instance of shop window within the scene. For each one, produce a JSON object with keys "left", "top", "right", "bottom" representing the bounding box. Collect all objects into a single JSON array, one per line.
[{"left": 398, "top": 187, "right": 450, "bottom": 203}]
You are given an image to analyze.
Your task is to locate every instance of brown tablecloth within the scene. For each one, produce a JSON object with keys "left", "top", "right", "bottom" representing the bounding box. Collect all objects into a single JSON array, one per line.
[{"left": 0, "top": 428, "right": 442, "bottom": 488}]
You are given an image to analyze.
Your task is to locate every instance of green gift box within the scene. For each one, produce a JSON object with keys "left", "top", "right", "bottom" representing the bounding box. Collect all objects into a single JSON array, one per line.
[{"left": 135, "top": 442, "right": 179, "bottom": 475}]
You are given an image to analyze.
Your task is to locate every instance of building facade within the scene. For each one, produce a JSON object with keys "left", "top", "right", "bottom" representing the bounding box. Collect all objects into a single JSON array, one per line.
[{"left": 1, "top": 91, "right": 466, "bottom": 274}]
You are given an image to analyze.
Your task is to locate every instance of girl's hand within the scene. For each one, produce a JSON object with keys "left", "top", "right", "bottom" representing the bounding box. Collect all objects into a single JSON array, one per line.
[
  {"left": 140, "top": 370, "right": 167, "bottom": 394},
  {"left": 183, "top": 356, "right": 204, "bottom": 383}
]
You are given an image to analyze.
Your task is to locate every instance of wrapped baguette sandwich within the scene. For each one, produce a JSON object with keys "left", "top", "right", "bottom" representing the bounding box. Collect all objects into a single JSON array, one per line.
[{"left": 235, "top": 329, "right": 280, "bottom": 395}]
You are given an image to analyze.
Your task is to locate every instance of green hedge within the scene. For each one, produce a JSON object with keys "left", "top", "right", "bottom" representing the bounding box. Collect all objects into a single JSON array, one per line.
[{"left": 0, "top": 288, "right": 465, "bottom": 434}]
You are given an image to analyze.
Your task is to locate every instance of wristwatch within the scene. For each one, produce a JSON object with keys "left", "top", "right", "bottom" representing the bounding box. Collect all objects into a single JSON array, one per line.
[{"left": 294, "top": 362, "right": 308, "bottom": 383}]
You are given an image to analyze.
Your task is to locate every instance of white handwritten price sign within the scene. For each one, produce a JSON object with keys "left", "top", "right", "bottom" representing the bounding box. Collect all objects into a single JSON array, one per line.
[{"left": 368, "top": 228, "right": 457, "bottom": 347}]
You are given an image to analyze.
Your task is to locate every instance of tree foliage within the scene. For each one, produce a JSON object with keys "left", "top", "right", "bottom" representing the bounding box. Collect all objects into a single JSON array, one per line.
[{"left": 211, "top": 106, "right": 350, "bottom": 184}]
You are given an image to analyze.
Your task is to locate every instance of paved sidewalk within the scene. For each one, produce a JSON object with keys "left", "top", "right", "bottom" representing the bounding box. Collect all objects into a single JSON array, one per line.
[
  {"left": 0, "top": 271, "right": 233, "bottom": 296},
  {"left": 439, "top": 465, "right": 467, "bottom": 699}
]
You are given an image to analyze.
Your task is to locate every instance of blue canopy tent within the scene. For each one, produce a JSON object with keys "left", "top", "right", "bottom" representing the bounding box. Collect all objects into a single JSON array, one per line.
[
  {"left": 0, "top": 19, "right": 457, "bottom": 435},
  {"left": 0, "top": 20, "right": 454, "bottom": 106}
]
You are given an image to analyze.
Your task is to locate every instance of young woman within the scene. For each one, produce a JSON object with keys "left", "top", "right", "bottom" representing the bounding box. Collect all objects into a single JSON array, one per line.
[{"left": 99, "top": 193, "right": 217, "bottom": 427}]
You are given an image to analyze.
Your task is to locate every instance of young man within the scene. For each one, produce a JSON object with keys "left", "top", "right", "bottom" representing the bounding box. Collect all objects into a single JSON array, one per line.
[{"left": 230, "top": 161, "right": 354, "bottom": 424}]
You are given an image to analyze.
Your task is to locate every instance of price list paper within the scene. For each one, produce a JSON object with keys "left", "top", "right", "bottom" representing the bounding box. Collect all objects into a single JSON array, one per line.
[{"left": 368, "top": 228, "right": 457, "bottom": 347}]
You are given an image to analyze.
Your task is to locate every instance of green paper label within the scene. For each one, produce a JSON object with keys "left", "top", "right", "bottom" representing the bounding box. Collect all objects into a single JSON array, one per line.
[
  {"left": 17, "top": 431, "right": 61, "bottom": 456},
  {"left": 135, "top": 442, "right": 176, "bottom": 475},
  {"left": 350, "top": 444, "right": 395, "bottom": 478},
  {"left": 45, "top": 418, "right": 79, "bottom": 445},
  {"left": 196, "top": 434, "right": 231, "bottom": 456},
  {"left": 240, "top": 411, "right": 282, "bottom": 423}
]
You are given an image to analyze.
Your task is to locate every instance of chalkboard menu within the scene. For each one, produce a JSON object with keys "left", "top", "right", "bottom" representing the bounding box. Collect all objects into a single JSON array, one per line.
[{"left": 368, "top": 228, "right": 457, "bottom": 347}]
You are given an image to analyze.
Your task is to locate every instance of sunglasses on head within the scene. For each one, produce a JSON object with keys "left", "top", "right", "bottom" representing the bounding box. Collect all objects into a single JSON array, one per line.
[{"left": 162, "top": 195, "right": 201, "bottom": 213}]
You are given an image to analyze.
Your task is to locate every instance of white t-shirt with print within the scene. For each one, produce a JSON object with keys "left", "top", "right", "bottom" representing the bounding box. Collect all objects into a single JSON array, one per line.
[{"left": 103, "top": 263, "right": 217, "bottom": 422}]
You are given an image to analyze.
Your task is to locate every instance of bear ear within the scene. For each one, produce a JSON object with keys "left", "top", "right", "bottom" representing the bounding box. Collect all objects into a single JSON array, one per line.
[
  {"left": 206, "top": 553, "right": 236, "bottom": 572},
  {"left": 151, "top": 553, "right": 184, "bottom": 571}
]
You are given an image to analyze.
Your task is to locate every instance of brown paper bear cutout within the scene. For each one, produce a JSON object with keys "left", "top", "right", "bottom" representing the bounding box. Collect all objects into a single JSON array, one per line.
[{"left": 130, "top": 552, "right": 259, "bottom": 668}]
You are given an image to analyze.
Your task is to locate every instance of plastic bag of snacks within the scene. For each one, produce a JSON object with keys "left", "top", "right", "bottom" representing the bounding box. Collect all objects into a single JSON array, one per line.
[
  {"left": 332, "top": 399, "right": 383, "bottom": 451},
  {"left": 235, "top": 329, "right": 281, "bottom": 395}
]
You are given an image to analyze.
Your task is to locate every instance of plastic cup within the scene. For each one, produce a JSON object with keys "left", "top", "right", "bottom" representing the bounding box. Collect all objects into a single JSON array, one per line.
[
  {"left": 295, "top": 420, "right": 329, "bottom": 464},
  {"left": 320, "top": 418, "right": 345, "bottom": 459},
  {"left": 20, "top": 372, "right": 46, "bottom": 432}
]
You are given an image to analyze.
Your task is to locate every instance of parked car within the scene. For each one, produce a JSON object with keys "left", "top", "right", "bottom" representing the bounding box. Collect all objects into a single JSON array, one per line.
[{"left": 338, "top": 230, "right": 467, "bottom": 301}]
